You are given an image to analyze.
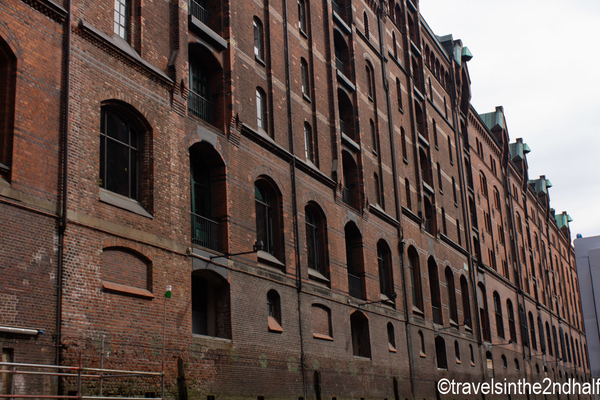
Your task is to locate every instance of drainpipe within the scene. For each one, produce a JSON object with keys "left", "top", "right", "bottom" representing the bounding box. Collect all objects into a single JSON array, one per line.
[
  {"left": 281, "top": 0, "right": 308, "bottom": 396},
  {"left": 376, "top": 3, "right": 415, "bottom": 398},
  {"left": 56, "top": 0, "right": 72, "bottom": 367}
]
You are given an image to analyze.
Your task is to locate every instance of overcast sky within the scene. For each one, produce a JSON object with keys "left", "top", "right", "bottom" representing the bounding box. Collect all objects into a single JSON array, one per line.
[{"left": 419, "top": 0, "right": 600, "bottom": 241}]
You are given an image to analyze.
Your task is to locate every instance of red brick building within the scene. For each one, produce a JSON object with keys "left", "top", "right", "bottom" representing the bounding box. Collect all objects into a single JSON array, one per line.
[{"left": 0, "top": 0, "right": 591, "bottom": 398}]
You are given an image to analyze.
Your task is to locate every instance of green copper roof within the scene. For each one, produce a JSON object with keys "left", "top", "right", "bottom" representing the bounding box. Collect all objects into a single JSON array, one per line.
[
  {"left": 461, "top": 46, "right": 473, "bottom": 61},
  {"left": 528, "top": 176, "right": 551, "bottom": 196},
  {"left": 480, "top": 106, "right": 505, "bottom": 132},
  {"left": 555, "top": 212, "right": 573, "bottom": 229}
]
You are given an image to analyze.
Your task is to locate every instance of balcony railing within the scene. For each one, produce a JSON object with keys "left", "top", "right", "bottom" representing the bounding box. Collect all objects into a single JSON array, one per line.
[
  {"left": 191, "top": 212, "right": 222, "bottom": 252},
  {"left": 335, "top": 56, "right": 346, "bottom": 74},
  {"left": 188, "top": 89, "right": 213, "bottom": 124},
  {"left": 348, "top": 273, "right": 363, "bottom": 299},
  {"left": 342, "top": 186, "right": 352, "bottom": 206},
  {"left": 189, "top": 0, "right": 210, "bottom": 24},
  {"left": 339, "top": 119, "right": 347, "bottom": 135}
]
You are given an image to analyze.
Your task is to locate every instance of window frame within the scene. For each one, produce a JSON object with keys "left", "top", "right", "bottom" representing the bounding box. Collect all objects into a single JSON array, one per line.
[
  {"left": 114, "top": 0, "right": 130, "bottom": 41},
  {"left": 253, "top": 17, "right": 264, "bottom": 61}
]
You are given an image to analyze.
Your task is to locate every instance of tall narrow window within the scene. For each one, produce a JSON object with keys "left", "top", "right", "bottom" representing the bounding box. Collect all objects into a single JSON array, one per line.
[
  {"left": 351, "top": 311, "right": 371, "bottom": 358},
  {"left": 437, "top": 162, "right": 443, "bottom": 191},
  {"left": 441, "top": 208, "right": 447, "bottom": 235},
  {"left": 370, "top": 119, "right": 377, "bottom": 152},
  {"left": 366, "top": 64, "right": 374, "bottom": 100},
  {"left": 301, "top": 58, "right": 310, "bottom": 98},
  {"left": 363, "top": 11, "right": 369, "bottom": 39},
  {"left": 99, "top": 107, "right": 141, "bottom": 201},
  {"left": 345, "top": 222, "right": 365, "bottom": 299},
  {"left": 374, "top": 173, "right": 381, "bottom": 206},
  {"left": 255, "top": 179, "right": 281, "bottom": 259},
  {"left": 396, "top": 78, "right": 403, "bottom": 110},
  {"left": 529, "top": 312, "right": 537, "bottom": 350},
  {"left": 377, "top": 240, "right": 393, "bottom": 298},
  {"left": 387, "top": 322, "right": 396, "bottom": 352},
  {"left": 452, "top": 177, "right": 457, "bottom": 204},
  {"left": 305, "top": 203, "right": 327, "bottom": 279},
  {"left": 401, "top": 128, "right": 407, "bottom": 160},
  {"left": 405, "top": 178, "right": 411, "bottom": 210},
  {"left": 433, "top": 120, "right": 438, "bottom": 148},
  {"left": 435, "top": 337, "right": 448, "bottom": 369},
  {"left": 392, "top": 32, "right": 398, "bottom": 59},
  {"left": 460, "top": 276, "right": 471, "bottom": 328},
  {"left": 0, "top": 36, "right": 17, "bottom": 181},
  {"left": 454, "top": 341, "right": 461, "bottom": 361},
  {"left": 478, "top": 283, "right": 491, "bottom": 342},
  {"left": 408, "top": 247, "right": 423, "bottom": 312},
  {"left": 304, "top": 122, "right": 314, "bottom": 162},
  {"left": 298, "top": 0, "right": 307, "bottom": 33},
  {"left": 546, "top": 322, "right": 553, "bottom": 356},
  {"left": 192, "top": 270, "right": 231, "bottom": 338},
  {"left": 114, "top": 0, "right": 130, "bottom": 41},
  {"left": 429, "top": 258, "right": 442, "bottom": 325},
  {"left": 507, "top": 299, "right": 517, "bottom": 343},
  {"left": 267, "top": 290, "right": 283, "bottom": 332},
  {"left": 256, "top": 88, "right": 267, "bottom": 132},
  {"left": 445, "top": 267, "right": 458, "bottom": 324},
  {"left": 448, "top": 136, "right": 453, "bottom": 163},
  {"left": 254, "top": 17, "right": 264, "bottom": 60},
  {"left": 493, "top": 292, "right": 505, "bottom": 339}
]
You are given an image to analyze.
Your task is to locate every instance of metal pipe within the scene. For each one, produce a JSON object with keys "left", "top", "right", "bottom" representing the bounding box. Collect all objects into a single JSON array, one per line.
[{"left": 0, "top": 326, "right": 41, "bottom": 335}]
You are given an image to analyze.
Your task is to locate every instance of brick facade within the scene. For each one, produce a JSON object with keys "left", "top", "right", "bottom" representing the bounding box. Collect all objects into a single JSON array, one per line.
[{"left": 0, "top": 0, "right": 591, "bottom": 398}]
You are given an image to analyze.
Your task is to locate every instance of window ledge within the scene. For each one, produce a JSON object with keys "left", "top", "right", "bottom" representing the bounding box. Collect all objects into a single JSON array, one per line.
[
  {"left": 308, "top": 268, "right": 330, "bottom": 283},
  {"left": 419, "top": 351, "right": 426, "bottom": 358},
  {"left": 268, "top": 316, "right": 283, "bottom": 333},
  {"left": 99, "top": 188, "right": 153, "bottom": 219},
  {"left": 389, "top": 344, "right": 397, "bottom": 353},
  {"left": 412, "top": 306, "right": 424, "bottom": 316},
  {"left": 313, "top": 333, "right": 333, "bottom": 341},
  {"left": 257, "top": 250, "right": 285, "bottom": 269},
  {"left": 78, "top": 20, "right": 172, "bottom": 85},
  {"left": 102, "top": 281, "right": 154, "bottom": 299},
  {"left": 255, "top": 56, "right": 266, "bottom": 67},
  {"left": 456, "top": 359, "right": 462, "bottom": 364}
]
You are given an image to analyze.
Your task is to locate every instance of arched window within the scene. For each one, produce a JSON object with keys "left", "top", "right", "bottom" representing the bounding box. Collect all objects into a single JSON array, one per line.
[
  {"left": 452, "top": 176, "right": 457, "bottom": 204},
  {"left": 441, "top": 208, "right": 447, "bottom": 235},
  {"left": 377, "top": 240, "right": 393, "bottom": 298},
  {"left": 408, "top": 246, "right": 423, "bottom": 312},
  {"left": 419, "top": 330, "right": 426, "bottom": 355},
  {"left": 404, "top": 177, "right": 411, "bottom": 210},
  {"left": 363, "top": 11, "right": 369, "bottom": 39},
  {"left": 392, "top": 31, "right": 398, "bottom": 59},
  {"left": 401, "top": 128, "right": 407, "bottom": 160},
  {"left": 529, "top": 312, "right": 537, "bottom": 350},
  {"left": 345, "top": 222, "right": 365, "bottom": 299},
  {"left": 370, "top": 119, "right": 377, "bottom": 152},
  {"left": 538, "top": 316, "right": 546, "bottom": 354},
  {"left": 506, "top": 299, "right": 517, "bottom": 343},
  {"left": 437, "top": 162, "right": 443, "bottom": 191},
  {"left": 387, "top": 322, "right": 396, "bottom": 352},
  {"left": 493, "top": 292, "right": 504, "bottom": 338},
  {"left": 493, "top": 187, "right": 501, "bottom": 210},
  {"left": 305, "top": 203, "right": 328, "bottom": 279},
  {"left": 312, "top": 304, "right": 332, "bottom": 340},
  {"left": 267, "top": 289, "right": 283, "bottom": 332},
  {"left": 479, "top": 171, "right": 488, "bottom": 198},
  {"left": 396, "top": 78, "right": 403, "bottom": 110},
  {"left": 460, "top": 276, "right": 471, "bottom": 328},
  {"left": 445, "top": 266, "right": 458, "bottom": 324},
  {"left": 514, "top": 358, "right": 520, "bottom": 370},
  {"left": 254, "top": 17, "right": 264, "bottom": 60},
  {"left": 486, "top": 351, "right": 494, "bottom": 377},
  {"left": 423, "top": 195, "right": 435, "bottom": 235},
  {"left": 478, "top": 283, "right": 491, "bottom": 341},
  {"left": 301, "top": 58, "right": 310, "bottom": 98},
  {"left": 256, "top": 87, "right": 267, "bottom": 132},
  {"left": 192, "top": 270, "right": 231, "bottom": 338},
  {"left": 501, "top": 355, "right": 507, "bottom": 368},
  {"left": 255, "top": 179, "right": 282, "bottom": 260},
  {"left": 429, "top": 257, "right": 442, "bottom": 325},
  {"left": 100, "top": 104, "right": 150, "bottom": 207},
  {"left": 435, "top": 336, "right": 447, "bottom": 369},
  {"left": 469, "top": 344, "right": 474, "bottom": 364},
  {"left": 341, "top": 151, "right": 359, "bottom": 208},
  {"left": 552, "top": 325, "right": 560, "bottom": 358},
  {"left": 365, "top": 63, "right": 374, "bottom": 100},
  {"left": 188, "top": 42, "right": 224, "bottom": 127},
  {"left": 394, "top": 3, "right": 403, "bottom": 31},
  {"left": 0, "top": 37, "right": 16, "bottom": 180},
  {"left": 546, "top": 321, "right": 553, "bottom": 356},
  {"left": 373, "top": 172, "right": 381, "bottom": 206},
  {"left": 350, "top": 311, "right": 371, "bottom": 358}
]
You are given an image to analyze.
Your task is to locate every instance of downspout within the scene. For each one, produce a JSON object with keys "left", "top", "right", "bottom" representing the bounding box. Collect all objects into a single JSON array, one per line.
[
  {"left": 376, "top": 3, "right": 415, "bottom": 398},
  {"left": 281, "top": 0, "right": 308, "bottom": 396},
  {"left": 56, "top": 0, "right": 72, "bottom": 367}
]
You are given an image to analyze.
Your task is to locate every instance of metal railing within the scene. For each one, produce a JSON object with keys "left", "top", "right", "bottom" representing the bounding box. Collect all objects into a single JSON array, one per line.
[
  {"left": 187, "top": 90, "right": 213, "bottom": 124},
  {"left": 342, "top": 186, "right": 352, "bottom": 206},
  {"left": 0, "top": 361, "right": 162, "bottom": 399},
  {"left": 348, "top": 273, "right": 363, "bottom": 299},
  {"left": 191, "top": 212, "right": 222, "bottom": 252},
  {"left": 189, "top": 0, "right": 209, "bottom": 24},
  {"left": 335, "top": 56, "right": 346, "bottom": 74}
]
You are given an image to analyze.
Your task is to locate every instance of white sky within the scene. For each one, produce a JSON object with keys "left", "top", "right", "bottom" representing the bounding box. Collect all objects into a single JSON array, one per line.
[{"left": 419, "top": 0, "right": 600, "bottom": 240}]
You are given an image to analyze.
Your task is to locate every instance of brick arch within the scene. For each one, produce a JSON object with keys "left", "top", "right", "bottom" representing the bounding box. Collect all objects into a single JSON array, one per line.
[
  {"left": 302, "top": 192, "right": 328, "bottom": 217},
  {"left": 251, "top": 165, "right": 284, "bottom": 196},
  {"left": 341, "top": 213, "right": 361, "bottom": 233},
  {"left": 186, "top": 126, "right": 225, "bottom": 166},
  {"left": 101, "top": 237, "right": 153, "bottom": 262},
  {"left": 101, "top": 246, "right": 152, "bottom": 291},
  {"left": 99, "top": 94, "right": 153, "bottom": 129},
  {"left": 0, "top": 22, "right": 23, "bottom": 58}
]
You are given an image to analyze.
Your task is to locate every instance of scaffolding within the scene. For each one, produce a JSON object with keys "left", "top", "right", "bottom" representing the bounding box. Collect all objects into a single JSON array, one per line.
[{"left": 0, "top": 357, "right": 164, "bottom": 400}]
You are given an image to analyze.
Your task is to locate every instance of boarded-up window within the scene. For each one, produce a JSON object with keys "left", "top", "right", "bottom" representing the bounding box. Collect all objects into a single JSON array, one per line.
[
  {"left": 102, "top": 247, "right": 151, "bottom": 291},
  {"left": 312, "top": 305, "right": 332, "bottom": 340}
]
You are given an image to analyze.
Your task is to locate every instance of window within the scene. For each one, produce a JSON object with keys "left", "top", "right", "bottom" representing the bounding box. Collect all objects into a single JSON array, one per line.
[
  {"left": 460, "top": 276, "right": 471, "bottom": 328},
  {"left": 435, "top": 337, "right": 447, "bottom": 369},
  {"left": 114, "top": 0, "right": 130, "bottom": 40},
  {"left": 456, "top": 219, "right": 461, "bottom": 245},
  {"left": 304, "top": 122, "right": 314, "bottom": 162},
  {"left": 341, "top": 151, "right": 359, "bottom": 208},
  {"left": 351, "top": 311, "right": 371, "bottom": 358},
  {"left": 102, "top": 247, "right": 151, "bottom": 293},
  {"left": 493, "top": 292, "right": 504, "bottom": 339},
  {"left": 419, "top": 331, "right": 426, "bottom": 355},
  {"left": 377, "top": 240, "right": 393, "bottom": 298},
  {"left": 370, "top": 119, "right": 377, "bottom": 152},
  {"left": 493, "top": 187, "right": 501, "bottom": 210},
  {"left": 99, "top": 106, "right": 144, "bottom": 202},
  {"left": 401, "top": 128, "right": 407, "bottom": 160},
  {"left": 298, "top": 0, "right": 307, "bottom": 33},
  {"left": 478, "top": 283, "right": 491, "bottom": 342},
  {"left": 267, "top": 290, "right": 283, "bottom": 332},
  {"left": 437, "top": 163, "right": 443, "bottom": 191},
  {"left": 423, "top": 195, "right": 435, "bottom": 235},
  {"left": 301, "top": 58, "right": 310, "bottom": 97},
  {"left": 433, "top": 120, "right": 438, "bottom": 148},
  {"left": 528, "top": 313, "right": 537, "bottom": 350},
  {"left": 441, "top": 208, "right": 447, "bottom": 235},
  {"left": 0, "top": 37, "right": 16, "bottom": 180},
  {"left": 305, "top": 203, "right": 328, "bottom": 279},
  {"left": 392, "top": 32, "right": 398, "bottom": 59},
  {"left": 429, "top": 257, "right": 442, "bottom": 325},
  {"left": 192, "top": 270, "right": 231, "bottom": 338},
  {"left": 373, "top": 173, "right": 381, "bottom": 206},
  {"left": 312, "top": 304, "right": 332, "bottom": 340},
  {"left": 546, "top": 322, "right": 553, "bottom": 356},
  {"left": 256, "top": 87, "right": 267, "bottom": 132},
  {"left": 506, "top": 299, "right": 517, "bottom": 343},
  {"left": 452, "top": 177, "right": 457, "bottom": 204},
  {"left": 345, "top": 222, "right": 365, "bottom": 299},
  {"left": 480, "top": 171, "right": 488, "bottom": 198},
  {"left": 408, "top": 246, "right": 423, "bottom": 312},
  {"left": 365, "top": 64, "right": 374, "bottom": 100},
  {"left": 454, "top": 341, "right": 461, "bottom": 362},
  {"left": 255, "top": 179, "right": 282, "bottom": 259},
  {"left": 552, "top": 325, "right": 560, "bottom": 359},
  {"left": 387, "top": 322, "right": 396, "bottom": 352},
  {"left": 405, "top": 178, "right": 411, "bottom": 210},
  {"left": 363, "top": 11, "right": 369, "bottom": 39},
  {"left": 396, "top": 78, "right": 403, "bottom": 110},
  {"left": 448, "top": 136, "right": 453, "bottom": 163},
  {"left": 445, "top": 267, "right": 458, "bottom": 323},
  {"left": 254, "top": 17, "right": 265, "bottom": 61},
  {"left": 470, "top": 344, "right": 474, "bottom": 364},
  {"left": 501, "top": 355, "right": 507, "bottom": 368}
]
